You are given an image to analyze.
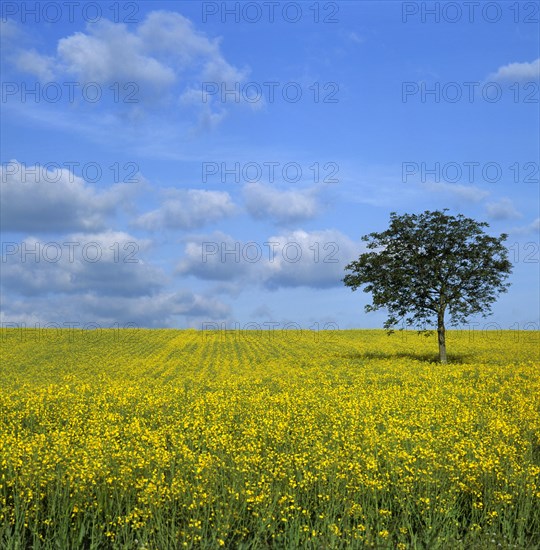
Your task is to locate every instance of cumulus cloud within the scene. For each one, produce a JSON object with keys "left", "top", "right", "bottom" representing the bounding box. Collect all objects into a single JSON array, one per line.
[
  {"left": 177, "top": 229, "right": 361, "bottom": 289},
  {"left": 176, "top": 231, "right": 252, "bottom": 281},
  {"left": 0, "top": 292, "right": 230, "bottom": 328},
  {"left": 263, "top": 229, "right": 360, "bottom": 289},
  {"left": 0, "top": 229, "right": 231, "bottom": 327},
  {"left": 1, "top": 232, "right": 162, "bottom": 297},
  {"left": 13, "top": 49, "right": 56, "bottom": 81},
  {"left": 58, "top": 290, "right": 230, "bottom": 327},
  {"left": 0, "top": 161, "right": 132, "bottom": 233},
  {"left": 137, "top": 11, "right": 222, "bottom": 62},
  {"left": 485, "top": 198, "right": 522, "bottom": 220},
  {"left": 2, "top": 13, "right": 249, "bottom": 139},
  {"left": 56, "top": 22, "right": 175, "bottom": 90},
  {"left": 491, "top": 58, "right": 540, "bottom": 81},
  {"left": 243, "top": 183, "right": 320, "bottom": 224},
  {"left": 135, "top": 189, "right": 237, "bottom": 230},
  {"left": 9, "top": 11, "right": 247, "bottom": 106}
]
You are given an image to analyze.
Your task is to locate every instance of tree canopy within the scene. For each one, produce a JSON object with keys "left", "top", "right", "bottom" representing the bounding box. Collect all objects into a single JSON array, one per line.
[{"left": 343, "top": 210, "right": 512, "bottom": 362}]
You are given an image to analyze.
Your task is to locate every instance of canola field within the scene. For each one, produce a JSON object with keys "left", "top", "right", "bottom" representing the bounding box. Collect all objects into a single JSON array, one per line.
[{"left": 0, "top": 328, "right": 539, "bottom": 549}]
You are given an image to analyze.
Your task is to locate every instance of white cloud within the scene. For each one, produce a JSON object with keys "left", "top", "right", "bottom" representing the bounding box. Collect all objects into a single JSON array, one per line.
[
  {"left": 3, "top": 12, "right": 249, "bottom": 138},
  {"left": 137, "top": 11, "right": 220, "bottom": 61},
  {"left": 0, "top": 291, "right": 230, "bottom": 328},
  {"left": 244, "top": 183, "right": 320, "bottom": 224},
  {"left": 263, "top": 229, "right": 360, "bottom": 289},
  {"left": 56, "top": 21, "right": 176, "bottom": 89},
  {"left": 0, "top": 19, "right": 28, "bottom": 58},
  {"left": 177, "top": 229, "right": 361, "bottom": 289},
  {"left": 1, "top": 232, "right": 162, "bottom": 297},
  {"left": 422, "top": 181, "right": 490, "bottom": 203},
  {"left": 65, "top": 291, "right": 230, "bottom": 327},
  {"left": 10, "top": 11, "right": 247, "bottom": 106},
  {"left": 491, "top": 58, "right": 540, "bottom": 81},
  {"left": 176, "top": 231, "right": 251, "bottom": 281},
  {"left": 509, "top": 217, "right": 540, "bottom": 236},
  {"left": 0, "top": 228, "right": 231, "bottom": 327},
  {"left": 0, "top": 19, "right": 20, "bottom": 44},
  {"left": 0, "top": 161, "right": 132, "bottom": 233},
  {"left": 135, "top": 189, "right": 237, "bottom": 230},
  {"left": 13, "top": 49, "right": 56, "bottom": 81},
  {"left": 486, "top": 198, "right": 522, "bottom": 220}
]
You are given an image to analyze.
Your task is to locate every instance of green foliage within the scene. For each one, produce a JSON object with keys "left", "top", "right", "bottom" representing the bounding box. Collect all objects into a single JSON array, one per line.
[{"left": 343, "top": 210, "right": 512, "bottom": 334}]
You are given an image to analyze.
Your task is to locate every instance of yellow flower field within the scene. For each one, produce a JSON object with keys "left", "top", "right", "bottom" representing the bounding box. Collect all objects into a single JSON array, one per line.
[{"left": 0, "top": 328, "right": 539, "bottom": 548}]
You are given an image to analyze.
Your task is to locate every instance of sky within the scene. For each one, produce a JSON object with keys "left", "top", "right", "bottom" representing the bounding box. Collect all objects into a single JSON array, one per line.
[{"left": 1, "top": 0, "right": 539, "bottom": 333}]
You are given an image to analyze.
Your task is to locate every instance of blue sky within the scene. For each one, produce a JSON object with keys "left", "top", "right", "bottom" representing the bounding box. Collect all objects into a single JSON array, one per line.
[{"left": 1, "top": 1, "right": 539, "bottom": 332}]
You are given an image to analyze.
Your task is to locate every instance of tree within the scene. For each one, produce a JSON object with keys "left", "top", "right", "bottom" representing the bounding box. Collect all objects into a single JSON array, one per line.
[{"left": 343, "top": 210, "right": 512, "bottom": 363}]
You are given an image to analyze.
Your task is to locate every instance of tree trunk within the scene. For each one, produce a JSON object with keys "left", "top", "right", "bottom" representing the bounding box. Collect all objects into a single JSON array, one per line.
[{"left": 437, "top": 311, "right": 447, "bottom": 364}]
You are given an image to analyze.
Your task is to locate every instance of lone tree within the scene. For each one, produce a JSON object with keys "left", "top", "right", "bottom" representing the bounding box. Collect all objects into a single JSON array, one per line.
[{"left": 343, "top": 210, "right": 512, "bottom": 363}]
